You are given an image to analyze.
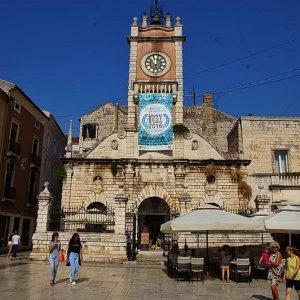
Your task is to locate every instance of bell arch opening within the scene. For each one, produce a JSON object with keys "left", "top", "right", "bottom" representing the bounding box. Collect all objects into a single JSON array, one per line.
[{"left": 137, "top": 197, "right": 170, "bottom": 250}]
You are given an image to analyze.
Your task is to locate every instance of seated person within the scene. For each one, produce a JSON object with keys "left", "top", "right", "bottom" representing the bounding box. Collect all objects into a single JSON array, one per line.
[
  {"left": 219, "top": 245, "right": 232, "bottom": 282},
  {"left": 180, "top": 244, "right": 191, "bottom": 257},
  {"left": 169, "top": 243, "right": 179, "bottom": 255}
]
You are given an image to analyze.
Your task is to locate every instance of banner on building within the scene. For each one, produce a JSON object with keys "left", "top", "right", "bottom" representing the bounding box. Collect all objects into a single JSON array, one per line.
[
  {"left": 140, "top": 225, "right": 150, "bottom": 250},
  {"left": 138, "top": 93, "right": 173, "bottom": 150}
]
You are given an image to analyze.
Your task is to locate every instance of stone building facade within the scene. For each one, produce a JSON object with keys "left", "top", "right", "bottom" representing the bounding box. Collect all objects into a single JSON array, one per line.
[
  {"left": 228, "top": 117, "right": 300, "bottom": 209},
  {"left": 30, "top": 2, "right": 299, "bottom": 261}
]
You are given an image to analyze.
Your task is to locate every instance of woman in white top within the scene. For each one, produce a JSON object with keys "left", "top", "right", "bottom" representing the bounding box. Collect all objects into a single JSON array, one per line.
[{"left": 48, "top": 232, "right": 61, "bottom": 286}]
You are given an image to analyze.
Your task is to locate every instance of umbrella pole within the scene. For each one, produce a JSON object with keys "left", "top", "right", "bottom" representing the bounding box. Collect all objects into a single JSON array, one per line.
[
  {"left": 289, "top": 233, "right": 292, "bottom": 245},
  {"left": 206, "top": 231, "right": 209, "bottom": 276}
]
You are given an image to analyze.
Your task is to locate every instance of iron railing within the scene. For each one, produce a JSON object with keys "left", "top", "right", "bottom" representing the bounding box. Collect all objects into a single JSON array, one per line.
[{"left": 47, "top": 202, "right": 115, "bottom": 233}]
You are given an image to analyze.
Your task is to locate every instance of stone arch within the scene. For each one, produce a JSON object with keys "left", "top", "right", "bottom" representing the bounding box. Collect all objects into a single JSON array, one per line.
[
  {"left": 136, "top": 184, "right": 171, "bottom": 207},
  {"left": 200, "top": 192, "right": 224, "bottom": 207},
  {"left": 84, "top": 191, "right": 111, "bottom": 208},
  {"left": 87, "top": 201, "right": 108, "bottom": 214}
]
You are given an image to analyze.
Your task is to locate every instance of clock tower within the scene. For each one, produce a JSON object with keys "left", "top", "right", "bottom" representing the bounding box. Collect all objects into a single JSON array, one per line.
[{"left": 126, "top": 1, "right": 185, "bottom": 156}]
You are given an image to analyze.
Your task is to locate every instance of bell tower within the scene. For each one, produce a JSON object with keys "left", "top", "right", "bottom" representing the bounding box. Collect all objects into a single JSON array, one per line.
[{"left": 126, "top": 1, "right": 185, "bottom": 155}]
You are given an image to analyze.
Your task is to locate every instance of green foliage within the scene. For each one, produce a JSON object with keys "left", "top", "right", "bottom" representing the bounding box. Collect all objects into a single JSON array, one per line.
[
  {"left": 205, "top": 163, "right": 216, "bottom": 176},
  {"left": 111, "top": 162, "right": 118, "bottom": 177},
  {"left": 53, "top": 164, "right": 67, "bottom": 184},
  {"left": 173, "top": 123, "right": 188, "bottom": 134},
  {"left": 238, "top": 180, "right": 252, "bottom": 200}
]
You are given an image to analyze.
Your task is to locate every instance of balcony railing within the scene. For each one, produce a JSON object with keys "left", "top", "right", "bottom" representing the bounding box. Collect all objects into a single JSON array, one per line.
[
  {"left": 7, "top": 140, "right": 21, "bottom": 157},
  {"left": 30, "top": 154, "right": 41, "bottom": 168},
  {"left": 135, "top": 81, "right": 177, "bottom": 94},
  {"left": 270, "top": 173, "right": 300, "bottom": 187},
  {"left": 3, "top": 186, "right": 16, "bottom": 200}
]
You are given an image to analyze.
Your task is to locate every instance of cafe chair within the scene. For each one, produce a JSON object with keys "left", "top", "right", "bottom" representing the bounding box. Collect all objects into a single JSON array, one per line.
[
  {"left": 190, "top": 257, "right": 204, "bottom": 282},
  {"left": 176, "top": 256, "right": 191, "bottom": 282},
  {"left": 231, "top": 258, "right": 251, "bottom": 283}
]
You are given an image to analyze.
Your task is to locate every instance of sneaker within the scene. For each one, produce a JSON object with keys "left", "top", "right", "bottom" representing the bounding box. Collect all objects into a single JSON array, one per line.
[
  {"left": 72, "top": 281, "right": 76, "bottom": 286},
  {"left": 69, "top": 275, "right": 72, "bottom": 283},
  {"left": 50, "top": 280, "right": 54, "bottom": 286}
]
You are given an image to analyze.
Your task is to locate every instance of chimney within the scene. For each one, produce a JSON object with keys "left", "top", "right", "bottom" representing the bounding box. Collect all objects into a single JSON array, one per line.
[{"left": 202, "top": 94, "right": 215, "bottom": 142}]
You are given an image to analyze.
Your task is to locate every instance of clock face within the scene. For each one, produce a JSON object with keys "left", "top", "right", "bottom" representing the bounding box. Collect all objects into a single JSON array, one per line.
[
  {"left": 141, "top": 52, "right": 171, "bottom": 77},
  {"left": 145, "top": 54, "right": 167, "bottom": 74}
]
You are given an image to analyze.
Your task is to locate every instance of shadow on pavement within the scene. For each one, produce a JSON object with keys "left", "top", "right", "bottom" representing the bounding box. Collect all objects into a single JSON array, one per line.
[{"left": 251, "top": 295, "right": 273, "bottom": 300}]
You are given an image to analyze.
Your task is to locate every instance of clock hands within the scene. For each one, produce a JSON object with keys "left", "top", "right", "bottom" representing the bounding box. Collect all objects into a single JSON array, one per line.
[{"left": 150, "top": 55, "right": 158, "bottom": 65}]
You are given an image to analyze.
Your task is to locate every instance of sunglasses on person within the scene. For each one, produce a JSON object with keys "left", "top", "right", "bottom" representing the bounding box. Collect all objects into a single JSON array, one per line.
[{"left": 271, "top": 246, "right": 278, "bottom": 249}]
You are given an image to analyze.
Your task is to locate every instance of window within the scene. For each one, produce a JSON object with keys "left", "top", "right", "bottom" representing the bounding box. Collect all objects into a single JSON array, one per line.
[
  {"left": 10, "top": 122, "right": 19, "bottom": 142},
  {"left": 46, "top": 132, "right": 50, "bottom": 146},
  {"left": 82, "top": 124, "right": 96, "bottom": 139},
  {"left": 27, "top": 171, "right": 36, "bottom": 206},
  {"left": 35, "top": 120, "right": 40, "bottom": 129},
  {"left": 32, "top": 138, "right": 39, "bottom": 155},
  {"left": 4, "top": 162, "right": 15, "bottom": 199},
  {"left": 274, "top": 150, "right": 288, "bottom": 173},
  {"left": 44, "top": 158, "right": 47, "bottom": 173},
  {"left": 14, "top": 101, "right": 21, "bottom": 113},
  {"left": 53, "top": 141, "right": 57, "bottom": 154}
]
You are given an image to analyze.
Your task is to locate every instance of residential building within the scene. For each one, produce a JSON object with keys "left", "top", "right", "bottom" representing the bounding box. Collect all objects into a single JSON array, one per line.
[
  {"left": 39, "top": 111, "right": 67, "bottom": 208},
  {"left": 0, "top": 80, "right": 65, "bottom": 249}
]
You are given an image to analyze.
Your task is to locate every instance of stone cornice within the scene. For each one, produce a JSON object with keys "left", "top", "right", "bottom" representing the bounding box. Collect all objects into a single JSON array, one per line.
[
  {"left": 61, "top": 157, "right": 251, "bottom": 166},
  {"left": 127, "top": 36, "right": 186, "bottom": 43}
]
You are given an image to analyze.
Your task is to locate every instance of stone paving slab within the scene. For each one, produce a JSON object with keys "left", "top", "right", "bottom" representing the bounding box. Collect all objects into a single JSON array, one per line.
[{"left": 0, "top": 253, "right": 298, "bottom": 300}]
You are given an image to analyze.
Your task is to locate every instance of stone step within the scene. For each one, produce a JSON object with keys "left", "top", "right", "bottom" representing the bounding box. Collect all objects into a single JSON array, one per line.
[{"left": 135, "top": 249, "right": 165, "bottom": 265}]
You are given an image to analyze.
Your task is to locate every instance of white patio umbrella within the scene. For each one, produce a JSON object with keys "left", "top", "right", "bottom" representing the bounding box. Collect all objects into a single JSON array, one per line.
[
  {"left": 160, "top": 204, "right": 264, "bottom": 270},
  {"left": 249, "top": 210, "right": 272, "bottom": 244},
  {"left": 264, "top": 205, "right": 300, "bottom": 244},
  {"left": 161, "top": 204, "right": 264, "bottom": 233}
]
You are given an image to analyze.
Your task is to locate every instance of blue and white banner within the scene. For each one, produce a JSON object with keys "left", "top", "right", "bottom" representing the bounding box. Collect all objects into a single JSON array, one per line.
[{"left": 138, "top": 93, "right": 173, "bottom": 150}]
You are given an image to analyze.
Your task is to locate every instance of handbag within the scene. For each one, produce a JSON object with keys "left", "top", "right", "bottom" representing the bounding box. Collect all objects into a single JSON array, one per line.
[{"left": 59, "top": 250, "right": 65, "bottom": 263}]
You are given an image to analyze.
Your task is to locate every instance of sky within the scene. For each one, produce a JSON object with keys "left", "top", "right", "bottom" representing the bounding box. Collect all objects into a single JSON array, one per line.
[{"left": 1, "top": 0, "right": 300, "bottom": 135}]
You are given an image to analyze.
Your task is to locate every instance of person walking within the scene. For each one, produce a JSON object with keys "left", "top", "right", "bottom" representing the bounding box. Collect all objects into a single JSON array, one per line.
[
  {"left": 283, "top": 246, "right": 300, "bottom": 300},
  {"left": 48, "top": 232, "right": 61, "bottom": 286},
  {"left": 67, "top": 233, "right": 83, "bottom": 286},
  {"left": 267, "top": 241, "right": 282, "bottom": 300},
  {"left": 7, "top": 232, "right": 13, "bottom": 258},
  {"left": 11, "top": 231, "right": 22, "bottom": 259}
]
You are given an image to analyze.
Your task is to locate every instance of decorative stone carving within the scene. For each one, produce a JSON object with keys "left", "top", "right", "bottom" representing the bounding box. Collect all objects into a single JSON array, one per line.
[
  {"left": 93, "top": 175, "right": 103, "bottom": 193},
  {"left": 117, "top": 129, "right": 126, "bottom": 139},
  {"left": 183, "top": 129, "right": 192, "bottom": 139},
  {"left": 192, "top": 140, "right": 198, "bottom": 150},
  {"left": 111, "top": 140, "right": 118, "bottom": 150}
]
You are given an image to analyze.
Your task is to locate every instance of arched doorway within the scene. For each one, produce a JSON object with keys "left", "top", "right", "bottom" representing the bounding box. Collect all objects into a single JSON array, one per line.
[{"left": 138, "top": 197, "right": 170, "bottom": 250}]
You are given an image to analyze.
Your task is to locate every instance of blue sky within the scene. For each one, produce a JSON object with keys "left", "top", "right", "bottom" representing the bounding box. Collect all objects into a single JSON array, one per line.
[{"left": 1, "top": 0, "right": 299, "bottom": 134}]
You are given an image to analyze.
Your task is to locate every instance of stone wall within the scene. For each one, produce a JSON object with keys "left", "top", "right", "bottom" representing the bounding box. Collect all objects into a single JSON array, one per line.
[
  {"left": 30, "top": 232, "right": 127, "bottom": 262},
  {"left": 229, "top": 117, "right": 300, "bottom": 205},
  {"left": 61, "top": 161, "right": 246, "bottom": 215},
  {"left": 74, "top": 102, "right": 236, "bottom": 158}
]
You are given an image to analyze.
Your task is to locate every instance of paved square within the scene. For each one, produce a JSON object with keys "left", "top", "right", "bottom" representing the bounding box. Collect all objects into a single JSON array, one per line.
[{"left": 0, "top": 252, "right": 298, "bottom": 299}]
